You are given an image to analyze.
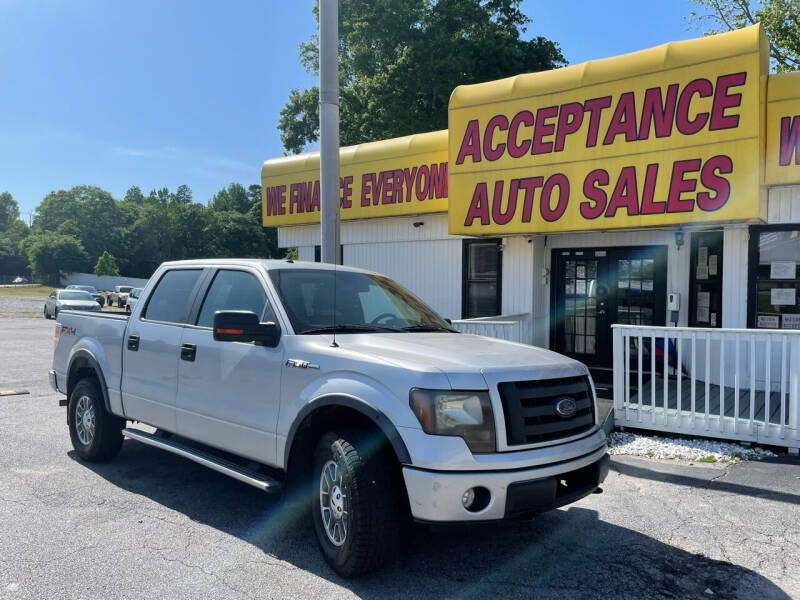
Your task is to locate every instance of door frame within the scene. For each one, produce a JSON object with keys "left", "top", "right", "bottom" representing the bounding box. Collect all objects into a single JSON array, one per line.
[{"left": 549, "top": 244, "right": 668, "bottom": 369}]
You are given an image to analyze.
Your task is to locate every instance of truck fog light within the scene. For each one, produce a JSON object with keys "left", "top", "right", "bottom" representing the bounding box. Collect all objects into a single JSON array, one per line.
[{"left": 462, "top": 488, "right": 476, "bottom": 509}]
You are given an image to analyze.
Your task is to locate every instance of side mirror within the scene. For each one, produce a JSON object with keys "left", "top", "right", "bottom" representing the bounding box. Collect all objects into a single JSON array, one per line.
[{"left": 213, "top": 311, "right": 281, "bottom": 347}]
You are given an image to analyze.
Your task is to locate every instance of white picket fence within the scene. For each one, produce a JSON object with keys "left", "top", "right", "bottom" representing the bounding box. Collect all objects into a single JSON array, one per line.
[
  {"left": 451, "top": 313, "right": 530, "bottom": 343},
  {"left": 612, "top": 324, "right": 800, "bottom": 452}
]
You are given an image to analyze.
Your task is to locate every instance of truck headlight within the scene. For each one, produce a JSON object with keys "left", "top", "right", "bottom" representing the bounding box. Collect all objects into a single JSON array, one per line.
[{"left": 409, "top": 389, "right": 495, "bottom": 453}]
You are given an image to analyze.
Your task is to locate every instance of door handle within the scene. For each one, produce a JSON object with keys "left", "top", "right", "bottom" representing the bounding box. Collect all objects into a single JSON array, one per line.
[
  {"left": 180, "top": 343, "right": 197, "bottom": 362},
  {"left": 127, "top": 334, "right": 140, "bottom": 351}
]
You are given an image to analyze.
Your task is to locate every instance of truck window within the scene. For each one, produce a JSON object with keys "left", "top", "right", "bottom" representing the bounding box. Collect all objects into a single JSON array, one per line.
[
  {"left": 143, "top": 269, "right": 202, "bottom": 324},
  {"left": 196, "top": 269, "right": 273, "bottom": 328}
]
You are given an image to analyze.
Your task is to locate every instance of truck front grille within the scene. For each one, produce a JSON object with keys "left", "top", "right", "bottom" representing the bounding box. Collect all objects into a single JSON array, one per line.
[{"left": 498, "top": 376, "right": 595, "bottom": 446}]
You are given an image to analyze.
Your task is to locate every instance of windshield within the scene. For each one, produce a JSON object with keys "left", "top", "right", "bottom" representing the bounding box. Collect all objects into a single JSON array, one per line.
[
  {"left": 117, "top": 286, "right": 133, "bottom": 293},
  {"left": 131, "top": 288, "right": 142, "bottom": 298},
  {"left": 69, "top": 285, "right": 96, "bottom": 293},
  {"left": 269, "top": 269, "right": 452, "bottom": 334},
  {"left": 59, "top": 291, "right": 93, "bottom": 301}
]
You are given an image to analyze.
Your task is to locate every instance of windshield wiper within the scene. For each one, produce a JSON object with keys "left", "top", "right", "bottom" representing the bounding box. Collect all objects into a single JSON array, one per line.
[
  {"left": 299, "top": 324, "right": 401, "bottom": 334},
  {"left": 401, "top": 324, "right": 458, "bottom": 333}
]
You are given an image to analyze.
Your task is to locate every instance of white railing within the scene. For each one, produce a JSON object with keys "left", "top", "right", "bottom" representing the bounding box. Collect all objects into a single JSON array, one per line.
[
  {"left": 451, "top": 313, "right": 530, "bottom": 343},
  {"left": 612, "top": 324, "right": 800, "bottom": 452}
]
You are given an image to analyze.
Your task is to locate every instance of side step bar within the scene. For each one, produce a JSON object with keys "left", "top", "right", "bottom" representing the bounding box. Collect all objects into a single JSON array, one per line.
[{"left": 122, "top": 428, "right": 283, "bottom": 493}]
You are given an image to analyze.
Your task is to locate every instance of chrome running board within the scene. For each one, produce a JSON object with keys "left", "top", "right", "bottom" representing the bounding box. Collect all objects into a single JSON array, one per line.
[{"left": 122, "top": 428, "right": 283, "bottom": 493}]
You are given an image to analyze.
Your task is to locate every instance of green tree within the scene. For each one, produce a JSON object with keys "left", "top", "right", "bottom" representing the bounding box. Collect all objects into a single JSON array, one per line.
[
  {"left": 175, "top": 184, "right": 193, "bottom": 205},
  {"left": 0, "top": 191, "right": 20, "bottom": 232},
  {"left": 34, "top": 186, "right": 123, "bottom": 266},
  {"left": 688, "top": 0, "right": 800, "bottom": 72},
  {"left": 94, "top": 251, "right": 120, "bottom": 276},
  {"left": 210, "top": 183, "right": 251, "bottom": 213},
  {"left": 247, "top": 184, "right": 262, "bottom": 211},
  {"left": 25, "top": 232, "right": 89, "bottom": 285},
  {"left": 123, "top": 186, "right": 145, "bottom": 205},
  {"left": 279, "top": 0, "right": 566, "bottom": 153}
]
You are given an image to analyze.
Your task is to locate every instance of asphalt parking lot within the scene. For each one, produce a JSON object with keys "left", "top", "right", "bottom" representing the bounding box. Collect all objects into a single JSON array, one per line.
[{"left": 1, "top": 299, "right": 799, "bottom": 599}]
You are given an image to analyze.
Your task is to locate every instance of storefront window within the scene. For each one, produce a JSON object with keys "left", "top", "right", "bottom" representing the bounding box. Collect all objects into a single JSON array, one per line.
[
  {"left": 462, "top": 239, "right": 501, "bottom": 318},
  {"left": 749, "top": 227, "right": 800, "bottom": 329},
  {"left": 689, "top": 231, "right": 723, "bottom": 328}
]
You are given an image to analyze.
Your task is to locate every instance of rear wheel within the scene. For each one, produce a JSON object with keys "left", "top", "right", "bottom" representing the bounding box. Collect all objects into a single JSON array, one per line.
[
  {"left": 67, "top": 378, "right": 124, "bottom": 462},
  {"left": 311, "top": 431, "right": 406, "bottom": 577},
  {"left": 44, "top": 306, "right": 50, "bottom": 319},
  {"left": 53, "top": 307, "right": 58, "bottom": 319}
]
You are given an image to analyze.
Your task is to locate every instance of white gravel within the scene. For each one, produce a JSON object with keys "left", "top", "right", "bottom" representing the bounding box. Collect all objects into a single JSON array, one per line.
[{"left": 608, "top": 431, "right": 776, "bottom": 462}]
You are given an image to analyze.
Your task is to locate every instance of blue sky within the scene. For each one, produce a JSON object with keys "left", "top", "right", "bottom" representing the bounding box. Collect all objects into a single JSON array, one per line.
[{"left": 0, "top": 1, "right": 699, "bottom": 218}]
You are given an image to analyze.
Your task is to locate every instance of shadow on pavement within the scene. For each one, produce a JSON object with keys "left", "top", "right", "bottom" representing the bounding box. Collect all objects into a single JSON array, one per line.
[
  {"left": 612, "top": 458, "right": 800, "bottom": 506},
  {"left": 73, "top": 441, "right": 791, "bottom": 599}
]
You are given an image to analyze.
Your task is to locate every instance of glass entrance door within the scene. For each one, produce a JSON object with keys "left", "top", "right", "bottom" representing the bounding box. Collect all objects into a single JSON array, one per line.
[{"left": 551, "top": 246, "right": 667, "bottom": 370}]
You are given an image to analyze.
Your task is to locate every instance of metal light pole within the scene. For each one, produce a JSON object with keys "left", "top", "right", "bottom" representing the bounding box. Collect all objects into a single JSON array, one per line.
[{"left": 319, "top": 0, "right": 340, "bottom": 264}]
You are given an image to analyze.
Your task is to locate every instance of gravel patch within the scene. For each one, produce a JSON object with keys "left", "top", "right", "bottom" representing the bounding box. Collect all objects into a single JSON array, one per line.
[
  {"left": 608, "top": 431, "right": 776, "bottom": 462},
  {"left": 0, "top": 295, "right": 46, "bottom": 318}
]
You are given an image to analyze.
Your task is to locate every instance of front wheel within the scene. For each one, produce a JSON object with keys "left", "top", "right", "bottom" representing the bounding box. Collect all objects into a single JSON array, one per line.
[
  {"left": 311, "top": 431, "right": 406, "bottom": 577},
  {"left": 44, "top": 306, "right": 50, "bottom": 319},
  {"left": 67, "top": 378, "right": 124, "bottom": 462}
]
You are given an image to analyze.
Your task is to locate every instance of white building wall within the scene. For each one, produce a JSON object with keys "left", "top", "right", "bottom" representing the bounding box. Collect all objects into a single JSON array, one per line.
[
  {"left": 278, "top": 214, "right": 536, "bottom": 324},
  {"left": 767, "top": 185, "right": 800, "bottom": 223}
]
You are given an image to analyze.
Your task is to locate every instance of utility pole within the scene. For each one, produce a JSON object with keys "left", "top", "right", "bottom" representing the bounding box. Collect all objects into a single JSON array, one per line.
[{"left": 319, "top": 0, "right": 340, "bottom": 264}]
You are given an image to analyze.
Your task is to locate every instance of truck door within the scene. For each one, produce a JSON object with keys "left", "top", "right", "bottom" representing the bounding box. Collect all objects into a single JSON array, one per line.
[
  {"left": 176, "top": 268, "right": 284, "bottom": 466},
  {"left": 121, "top": 268, "right": 206, "bottom": 432}
]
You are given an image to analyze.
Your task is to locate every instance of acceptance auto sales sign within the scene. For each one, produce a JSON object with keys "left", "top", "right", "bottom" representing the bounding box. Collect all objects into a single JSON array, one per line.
[{"left": 447, "top": 26, "right": 770, "bottom": 236}]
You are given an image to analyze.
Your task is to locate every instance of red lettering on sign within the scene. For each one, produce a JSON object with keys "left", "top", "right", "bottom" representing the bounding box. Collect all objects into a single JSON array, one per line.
[
  {"left": 638, "top": 85, "right": 678, "bottom": 139},
  {"left": 639, "top": 164, "right": 664, "bottom": 214},
  {"left": 403, "top": 167, "right": 418, "bottom": 200},
  {"left": 667, "top": 159, "right": 701, "bottom": 212},
  {"left": 508, "top": 111, "right": 534, "bottom": 157},
  {"left": 709, "top": 72, "right": 745, "bottom": 131},
  {"left": 605, "top": 166, "right": 639, "bottom": 217},
  {"left": 430, "top": 163, "right": 448, "bottom": 199},
  {"left": 519, "top": 176, "right": 544, "bottom": 222},
  {"left": 340, "top": 176, "right": 353, "bottom": 208},
  {"left": 540, "top": 174, "right": 569, "bottom": 222},
  {"left": 491, "top": 180, "right": 517, "bottom": 225},
  {"left": 265, "top": 185, "right": 286, "bottom": 216},
  {"left": 483, "top": 115, "right": 509, "bottom": 161},
  {"left": 697, "top": 155, "right": 733, "bottom": 211},
  {"left": 464, "top": 183, "right": 490, "bottom": 226},
  {"left": 580, "top": 170, "right": 609, "bottom": 219},
  {"left": 456, "top": 120, "right": 482, "bottom": 164},
  {"left": 676, "top": 79, "right": 712, "bottom": 135},
  {"left": 584, "top": 96, "right": 612, "bottom": 148},
  {"left": 779, "top": 115, "right": 800, "bottom": 166},
  {"left": 415, "top": 165, "right": 430, "bottom": 201},
  {"left": 603, "top": 92, "right": 638, "bottom": 145},
  {"left": 532, "top": 106, "right": 558, "bottom": 155},
  {"left": 554, "top": 103, "right": 584, "bottom": 152}
]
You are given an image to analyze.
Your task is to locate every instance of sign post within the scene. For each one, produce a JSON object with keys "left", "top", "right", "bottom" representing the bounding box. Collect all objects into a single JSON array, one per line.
[{"left": 319, "top": 0, "right": 340, "bottom": 264}]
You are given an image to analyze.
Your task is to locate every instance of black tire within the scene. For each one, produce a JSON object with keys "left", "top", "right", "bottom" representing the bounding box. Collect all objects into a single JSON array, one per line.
[
  {"left": 44, "top": 307, "right": 50, "bottom": 319},
  {"left": 67, "top": 378, "right": 124, "bottom": 462},
  {"left": 53, "top": 307, "right": 58, "bottom": 319},
  {"left": 311, "top": 430, "right": 405, "bottom": 577}
]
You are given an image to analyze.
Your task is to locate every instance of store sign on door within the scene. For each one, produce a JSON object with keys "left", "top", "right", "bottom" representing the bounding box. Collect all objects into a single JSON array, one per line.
[{"left": 448, "top": 26, "right": 768, "bottom": 235}]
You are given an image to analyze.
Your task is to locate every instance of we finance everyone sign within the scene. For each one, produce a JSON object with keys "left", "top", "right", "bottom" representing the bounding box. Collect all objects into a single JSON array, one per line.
[
  {"left": 261, "top": 130, "right": 448, "bottom": 226},
  {"left": 766, "top": 71, "right": 800, "bottom": 186},
  {"left": 447, "top": 26, "right": 770, "bottom": 236}
]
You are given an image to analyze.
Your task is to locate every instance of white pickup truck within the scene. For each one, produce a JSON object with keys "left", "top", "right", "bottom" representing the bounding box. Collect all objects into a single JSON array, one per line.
[{"left": 50, "top": 259, "right": 608, "bottom": 576}]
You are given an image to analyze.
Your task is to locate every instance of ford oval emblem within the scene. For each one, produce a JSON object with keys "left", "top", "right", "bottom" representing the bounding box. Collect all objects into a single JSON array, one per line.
[{"left": 555, "top": 396, "right": 577, "bottom": 419}]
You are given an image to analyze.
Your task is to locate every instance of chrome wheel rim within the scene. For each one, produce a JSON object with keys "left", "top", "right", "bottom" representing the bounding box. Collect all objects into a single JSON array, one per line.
[
  {"left": 319, "top": 459, "right": 348, "bottom": 547},
  {"left": 75, "top": 395, "right": 95, "bottom": 446}
]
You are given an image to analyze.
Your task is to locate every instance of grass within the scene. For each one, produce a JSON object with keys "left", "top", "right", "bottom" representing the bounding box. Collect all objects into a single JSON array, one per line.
[
  {"left": 697, "top": 455, "right": 718, "bottom": 463},
  {"left": 0, "top": 285, "right": 53, "bottom": 297}
]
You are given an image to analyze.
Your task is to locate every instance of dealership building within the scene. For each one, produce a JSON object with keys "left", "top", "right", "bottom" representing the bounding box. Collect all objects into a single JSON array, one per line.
[{"left": 262, "top": 25, "right": 800, "bottom": 392}]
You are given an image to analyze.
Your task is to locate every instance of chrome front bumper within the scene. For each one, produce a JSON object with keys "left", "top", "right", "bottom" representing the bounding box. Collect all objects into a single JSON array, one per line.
[{"left": 402, "top": 445, "right": 609, "bottom": 522}]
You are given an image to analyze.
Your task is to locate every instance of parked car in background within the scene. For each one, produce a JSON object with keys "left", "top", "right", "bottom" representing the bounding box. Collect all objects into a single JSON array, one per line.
[
  {"left": 106, "top": 285, "right": 134, "bottom": 308},
  {"left": 12, "top": 276, "right": 28, "bottom": 284},
  {"left": 66, "top": 285, "right": 104, "bottom": 306},
  {"left": 44, "top": 289, "right": 102, "bottom": 319},
  {"left": 125, "top": 288, "right": 143, "bottom": 313}
]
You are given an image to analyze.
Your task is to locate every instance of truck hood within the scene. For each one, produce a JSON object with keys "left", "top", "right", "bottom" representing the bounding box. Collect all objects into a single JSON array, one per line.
[{"left": 333, "top": 332, "right": 587, "bottom": 384}]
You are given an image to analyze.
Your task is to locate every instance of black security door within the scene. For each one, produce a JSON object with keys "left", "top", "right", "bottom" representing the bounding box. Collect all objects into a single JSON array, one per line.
[{"left": 552, "top": 246, "right": 668, "bottom": 371}]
